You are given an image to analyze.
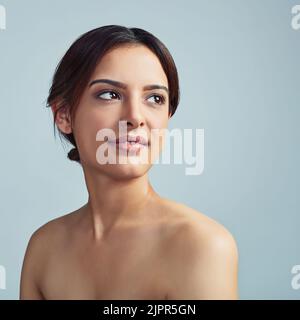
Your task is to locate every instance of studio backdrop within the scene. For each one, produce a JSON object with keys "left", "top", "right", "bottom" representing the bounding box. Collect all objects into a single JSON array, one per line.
[{"left": 0, "top": 0, "right": 299, "bottom": 299}]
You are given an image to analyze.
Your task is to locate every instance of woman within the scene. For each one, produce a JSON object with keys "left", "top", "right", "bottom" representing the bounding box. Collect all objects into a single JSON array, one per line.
[{"left": 20, "top": 25, "right": 239, "bottom": 300}]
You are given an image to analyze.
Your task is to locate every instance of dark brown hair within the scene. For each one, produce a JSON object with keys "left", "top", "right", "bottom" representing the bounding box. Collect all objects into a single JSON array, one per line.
[{"left": 46, "top": 25, "right": 180, "bottom": 164}]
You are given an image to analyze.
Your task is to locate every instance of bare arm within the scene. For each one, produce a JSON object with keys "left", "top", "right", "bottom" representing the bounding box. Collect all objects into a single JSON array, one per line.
[
  {"left": 167, "top": 223, "right": 239, "bottom": 300},
  {"left": 20, "top": 230, "right": 45, "bottom": 300}
]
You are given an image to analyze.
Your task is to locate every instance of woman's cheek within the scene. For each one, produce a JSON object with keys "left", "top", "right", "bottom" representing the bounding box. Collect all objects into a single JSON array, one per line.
[{"left": 72, "top": 121, "right": 100, "bottom": 164}]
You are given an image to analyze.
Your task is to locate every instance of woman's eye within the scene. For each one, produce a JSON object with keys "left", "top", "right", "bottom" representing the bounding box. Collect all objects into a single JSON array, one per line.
[
  {"left": 96, "top": 90, "right": 120, "bottom": 101},
  {"left": 95, "top": 90, "right": 166, "bottom": 105},
  {"left": 148, "top": 94, "right": 166, "bottom": 105}
]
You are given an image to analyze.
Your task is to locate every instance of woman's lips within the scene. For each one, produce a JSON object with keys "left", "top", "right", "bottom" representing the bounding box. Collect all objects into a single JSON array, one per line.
[
  {"left": 108, "top": 140, "right": 148, "bottom": 152},
  {"left": 107, "top": 134, "right": 150, "bottom": 152},
  {"left": 115, "top": 135, "right": 149, "bottom": 146}
]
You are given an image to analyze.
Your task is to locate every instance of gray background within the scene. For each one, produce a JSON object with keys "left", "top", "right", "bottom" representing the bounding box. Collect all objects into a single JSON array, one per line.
[{"left": 0, "top": 0, "right": 299, "bottom": 299}]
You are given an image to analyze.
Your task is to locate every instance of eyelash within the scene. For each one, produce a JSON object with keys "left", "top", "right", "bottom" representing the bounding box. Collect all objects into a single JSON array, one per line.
[{"left": 95, "top": 90, "right": 166, "bottom": 105}]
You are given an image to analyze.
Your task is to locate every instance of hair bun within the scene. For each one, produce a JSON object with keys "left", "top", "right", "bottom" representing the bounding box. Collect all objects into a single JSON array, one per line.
[{"left": 67, "top": 147, "right": 80, "bottom": 162}]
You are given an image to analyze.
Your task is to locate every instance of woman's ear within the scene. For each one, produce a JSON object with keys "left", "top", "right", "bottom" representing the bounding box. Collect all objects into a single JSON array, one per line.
[{"left": 51, "top": 103, "right": 72, "bottom": 134}]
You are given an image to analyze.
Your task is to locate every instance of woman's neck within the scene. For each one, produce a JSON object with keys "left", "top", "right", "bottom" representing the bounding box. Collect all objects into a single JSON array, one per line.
[{"left": 81, "top": 167, "right": 158, "bottom": 241}]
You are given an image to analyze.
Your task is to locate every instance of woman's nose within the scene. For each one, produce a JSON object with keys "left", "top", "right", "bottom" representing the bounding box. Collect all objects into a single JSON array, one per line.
[{"left": 121, "top": 97, "right": 145, "bottom": 129}]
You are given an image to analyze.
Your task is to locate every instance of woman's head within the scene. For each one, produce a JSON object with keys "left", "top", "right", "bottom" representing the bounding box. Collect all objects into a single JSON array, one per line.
[{"left": 47, "top": 25, "right": 180, "bottom": 179}]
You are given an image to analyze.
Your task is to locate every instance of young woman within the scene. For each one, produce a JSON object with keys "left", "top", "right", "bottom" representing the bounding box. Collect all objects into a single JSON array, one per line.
[{"left": 20, "top": 25, "right": 239, "bottom": 300}]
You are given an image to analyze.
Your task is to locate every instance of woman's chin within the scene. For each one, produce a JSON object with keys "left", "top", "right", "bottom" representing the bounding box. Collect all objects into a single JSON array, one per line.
[{"left": 103, "top": 162, "right": 152, "bottom": 180}]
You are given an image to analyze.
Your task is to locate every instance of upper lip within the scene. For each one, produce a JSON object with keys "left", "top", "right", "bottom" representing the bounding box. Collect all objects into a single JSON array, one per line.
[{"left": 113, "top": 135, "right": 149, "bottom": 146}]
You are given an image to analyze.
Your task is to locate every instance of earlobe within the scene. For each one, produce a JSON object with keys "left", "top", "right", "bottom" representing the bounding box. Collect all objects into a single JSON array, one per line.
[{"left": 51, "top": 103, "right": 73, "bottom": 134}]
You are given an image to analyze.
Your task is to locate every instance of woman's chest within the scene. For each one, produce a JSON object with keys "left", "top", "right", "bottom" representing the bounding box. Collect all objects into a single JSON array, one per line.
[{"left": 40, "top": 234, "right": 169, "bottom": 299}]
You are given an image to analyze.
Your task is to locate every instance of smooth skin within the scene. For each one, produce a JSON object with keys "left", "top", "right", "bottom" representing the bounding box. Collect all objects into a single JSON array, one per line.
[{"left": 20, "top": 45, "right": 239, "bottom": 300}]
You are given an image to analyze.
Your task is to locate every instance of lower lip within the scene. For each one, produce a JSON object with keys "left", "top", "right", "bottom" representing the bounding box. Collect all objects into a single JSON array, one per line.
[{"left": 109, "top": 141, "right": 148, "bottom": 152}]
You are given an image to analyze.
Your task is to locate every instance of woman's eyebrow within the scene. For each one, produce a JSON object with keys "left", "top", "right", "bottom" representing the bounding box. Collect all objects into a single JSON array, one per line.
[{"left": 88, "top": 78, "right": 169, "bottom": 94}]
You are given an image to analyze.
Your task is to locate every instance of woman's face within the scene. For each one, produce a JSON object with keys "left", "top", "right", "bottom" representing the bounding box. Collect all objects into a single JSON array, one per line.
[{"left": 69, "top": 44, "right": 170, "bottom": 179}]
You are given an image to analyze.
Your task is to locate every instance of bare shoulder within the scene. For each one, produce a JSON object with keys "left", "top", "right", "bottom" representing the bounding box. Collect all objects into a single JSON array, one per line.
[
  {"left": 19, "top": 209, "right": 81, "bottom": 299},
  {"left": 25, "top": 209, "right": 79, "bottom": 250},
  {"left": 160, "top": 197, "right": 237, "bottom": 247},
  {"left": 159, "top": 198, "right": 239, "bottom": 299}
]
